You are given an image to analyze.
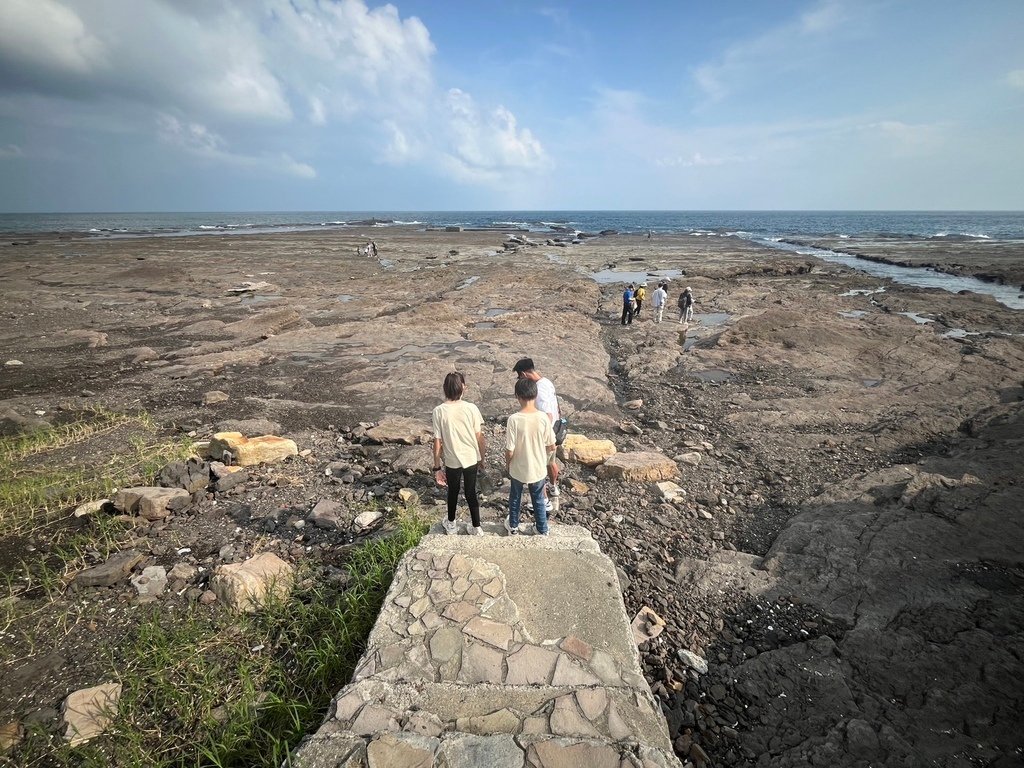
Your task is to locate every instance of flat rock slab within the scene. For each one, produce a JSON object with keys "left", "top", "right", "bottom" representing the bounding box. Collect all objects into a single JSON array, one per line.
[
  {"left": 112, "top": 486, "right": 191, "bottom": 520},
  {"left": 595, "top": 452, "right": 679, "bottom": 482},
  {"left": 74, "top": 550, "right": 144, "bottom": 588},
  {"left": 209, "top": 432, "right": 298, "bottom": 466},
  {"left": 558, "top": 433, "right": 617, "bottom": 467},
  {"left": 365, "top": 417, "right": 432, "bottom": 445}
]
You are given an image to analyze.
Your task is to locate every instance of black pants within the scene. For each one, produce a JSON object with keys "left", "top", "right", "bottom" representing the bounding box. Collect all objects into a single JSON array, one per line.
[
  {"left": 621, "top": 304, "right": 634, "bottom": 325},
  {"left": 445, "top": 463, "right": 481, "bottom": 527},
  {"left": 634, "top": 299, "right": 643, "bottom": 316}
]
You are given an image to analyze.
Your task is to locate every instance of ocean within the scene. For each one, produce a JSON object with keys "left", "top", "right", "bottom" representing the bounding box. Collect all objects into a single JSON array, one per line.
[{"left": 1, "top": 210, "right": 1022, "bottom": 241}]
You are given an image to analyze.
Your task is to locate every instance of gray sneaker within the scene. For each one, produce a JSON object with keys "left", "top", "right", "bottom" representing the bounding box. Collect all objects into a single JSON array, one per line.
[
  {"left": 467, "top": 524, "right": 484, "bottom": 536},
  {"left": 503, "top": 516, "right": 519, "bottom": 535},
  {"left": 442, "top": 517, "right": 457, "bottom": 535}
]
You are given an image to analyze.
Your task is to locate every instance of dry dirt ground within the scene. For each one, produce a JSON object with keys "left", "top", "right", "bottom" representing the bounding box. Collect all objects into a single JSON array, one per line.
[{"left": 1, "top": 227, "right": 1022, "bottom": 767}]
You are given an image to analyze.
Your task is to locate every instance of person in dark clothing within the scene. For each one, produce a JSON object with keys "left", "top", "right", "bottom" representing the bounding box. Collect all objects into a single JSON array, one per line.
[{"left": 621, "top": 283, "right": 635, "bottom": 326}]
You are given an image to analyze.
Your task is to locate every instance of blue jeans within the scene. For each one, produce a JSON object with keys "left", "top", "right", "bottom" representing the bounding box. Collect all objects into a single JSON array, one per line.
[{"left": 508, "top": 478, "right": 548, "bottom": 534}]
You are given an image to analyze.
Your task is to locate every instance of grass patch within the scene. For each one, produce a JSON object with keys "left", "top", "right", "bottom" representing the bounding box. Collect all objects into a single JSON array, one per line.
[
  {"left": 0, "top": 408, "right": 193, "bottom": 539},
  {"left": 11, "top": 507, "right": 430, "bottom": 767}
]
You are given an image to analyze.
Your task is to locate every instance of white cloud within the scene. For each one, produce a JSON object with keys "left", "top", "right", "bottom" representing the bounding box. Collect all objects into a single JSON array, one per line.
[
  {"left": 439, "top": 89, "right": 546, "bottom": 183},
  {"left": 0, "top": 0, "right": 104, "bottom": 78},
  {"left": 656, "top": 152, "right": 737, "bottom": 168},
  {"left": 0, "top": 0, "right": 542, "bottom": 188},
  {"left": 0, "top": 143, "right": 24, "bottom": 158},
  {"left": 1007, "top": 70, "right": 1024, "bottom": 90},
  {"left": 157, "top": 114, "right": 315, "bottom": 178},
  {"left": 692, "top": 0, "right": 855, "bottom": 103}
]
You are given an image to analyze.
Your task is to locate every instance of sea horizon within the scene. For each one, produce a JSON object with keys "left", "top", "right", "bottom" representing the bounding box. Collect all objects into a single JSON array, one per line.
[{"left": 2, "top": 209, "right": 1023, "bottom": 241}]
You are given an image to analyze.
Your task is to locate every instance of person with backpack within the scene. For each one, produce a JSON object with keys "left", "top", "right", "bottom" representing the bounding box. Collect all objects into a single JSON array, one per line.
[
  {"left": 634, "top": 284, "right": 647, "bottom": 318},
  {"left": 678, "top": 286, "right": 694, "bottom": 323}
]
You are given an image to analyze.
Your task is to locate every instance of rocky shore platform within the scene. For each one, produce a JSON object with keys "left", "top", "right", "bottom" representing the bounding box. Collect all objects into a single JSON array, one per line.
[{"left": 1, "top": 226, "right": 1022, "bottom": 766}]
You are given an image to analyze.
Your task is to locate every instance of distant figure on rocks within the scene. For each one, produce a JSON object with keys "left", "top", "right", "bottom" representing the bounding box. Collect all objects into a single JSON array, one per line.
[
  {"left": 432, "top": 372, "right": 485, "bottom": 535},
  {"left": 369, "top": 240, "right": 378, "bottom": 258},
  {"left": 512, "top": 357, "right": 564, "bottom": 510},
  {"left": 678, "top": 286, "right": 694, "bottom": 323},
  {"left": 621, "top": 283, "right": 635, "bottom": 326},
  {"left": 634, "top": 283, "right": 647, "bottom": 318},
  {"left": 652, "top": 282, "right": 668, "bottom": 323},
  {"left": 504, "top": 376, "right": 555, "bottom": 536}
]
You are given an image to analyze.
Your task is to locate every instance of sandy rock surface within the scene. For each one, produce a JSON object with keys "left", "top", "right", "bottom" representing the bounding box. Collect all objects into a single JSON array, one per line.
[{"left": 1, "top": 226, "right": 1022, "bottom": 766}]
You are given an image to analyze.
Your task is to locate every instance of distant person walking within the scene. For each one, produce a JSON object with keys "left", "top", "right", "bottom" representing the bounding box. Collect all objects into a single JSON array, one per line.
[
  {"left": 621, "top": 283, "right": 635, "bottom": 326},
  {"left": 634, "top": 284, "right": 647, "bottom": 318},
  {"left": 504, "top": 377, "right": 555, "bottom": 536},
  {"left": 678, "top": 286, "right": 694, "bottom": 323},
  {"left": 431, "top": 372, "right": 485, "bottom": 535},
  {"left": 652, "top": 282, "right": 667, "bottom": 323}
]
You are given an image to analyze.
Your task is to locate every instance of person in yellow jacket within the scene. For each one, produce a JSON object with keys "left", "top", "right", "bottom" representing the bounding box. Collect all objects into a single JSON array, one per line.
[{"left": 634, "top": 284, "right": 647, "bottom": 318}]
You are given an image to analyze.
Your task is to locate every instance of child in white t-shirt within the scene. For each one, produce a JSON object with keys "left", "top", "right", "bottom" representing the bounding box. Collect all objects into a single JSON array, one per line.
[{"left": 504, "top": 377, "right": 555, "bottom": 535}]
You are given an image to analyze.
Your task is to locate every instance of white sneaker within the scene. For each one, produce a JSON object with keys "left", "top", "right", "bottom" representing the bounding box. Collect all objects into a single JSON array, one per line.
[
  {"left": 503, "top": 516, "right": 519, "bottom": 535},
  {"left": 549, "top": 484, "right": 560, "bottom": 497},
  {"left": 468, "top": 525, "right": 484, "bottom": 536},
  {"left": 442, "top": 517, "right": 457, "bottom": 535}
]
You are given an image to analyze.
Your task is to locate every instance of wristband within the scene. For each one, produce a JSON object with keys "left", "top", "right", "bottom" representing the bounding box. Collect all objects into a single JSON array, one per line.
[{"left": 433, "top": 466, "right": 443, "bottom": 472}]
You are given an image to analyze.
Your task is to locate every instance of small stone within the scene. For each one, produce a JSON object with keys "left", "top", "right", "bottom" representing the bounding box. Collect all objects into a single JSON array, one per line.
[
  {"left": 597, "top": 452, "right": 679, "bottom": 482},
  {"left": 309, "top": 499, "right": 343, "bottom": 530},
  {"left": 130, "top": 566, "right": 167, "bottom": 597},
  {"left": 353, "top": 508, "right": 384, "bottom": 530},
  {"left": 398, "top": 488, "right": 420, "bottom": 505},
  {"left": 209, "top": 552, "right": 294, "bottom": 613},
  {"left": 112, "top": 486, "right": 190, "bottom": 521},
  {"left": 652, "top": 481, "right": 685, "bottom": 501},
  {"left": 0, "top": 720, "right": 25, "bottom": 752},
  {"left": 623, "top": 399, "right": 643, "bottom": 410},
  {"left": 676, "top": 452, "right": 703, "bottom": 467},
  {"left": 199, "top": 589, "right": 218, "bottom": 605},
  {"left": 631, "top": 606, "right": 666, "bottom": 645},
  {"left": 72, "top": 499, "right": 109, "bottom": 518},
  {"left": 75, "top": 550, "right": 144, "bottom": 588},
  {"left": 4, "top": 360, "right": 24, "bottom": 367},
  {"left": 61, "top": 683, "right": 121, "bottom": 746},
  {"left": 201, "top": 390, "right": 229, "bottom": 406},
  {"left": 168, "top": 562, "right": 197, "bottom": 582},
  {"left": 677, "top": 649, "right": 708, "bottom": 675}
]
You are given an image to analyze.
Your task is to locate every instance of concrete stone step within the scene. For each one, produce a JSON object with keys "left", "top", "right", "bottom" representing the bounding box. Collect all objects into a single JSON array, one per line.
[{"left": 291, "top": 524, "right": 682, "bottom": 767}]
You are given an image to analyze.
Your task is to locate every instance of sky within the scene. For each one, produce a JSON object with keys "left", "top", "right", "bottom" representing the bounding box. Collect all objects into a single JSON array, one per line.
[{"left": 0, "top": 0, "right": 1022, "bottom": 212}]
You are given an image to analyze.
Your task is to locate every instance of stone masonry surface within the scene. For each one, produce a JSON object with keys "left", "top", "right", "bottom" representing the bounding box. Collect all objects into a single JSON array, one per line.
[{"left": 291, "top": 523, "right": 682, "bottom": 767}]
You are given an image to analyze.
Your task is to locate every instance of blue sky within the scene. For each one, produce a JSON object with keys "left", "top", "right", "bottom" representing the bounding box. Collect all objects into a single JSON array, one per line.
[{"left": 0, "top": 0, "right": 1022, "bottom": 211}]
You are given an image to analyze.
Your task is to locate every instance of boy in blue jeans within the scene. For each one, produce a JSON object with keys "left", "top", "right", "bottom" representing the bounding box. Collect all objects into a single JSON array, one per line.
[{"left": 504, "top": 377, "right": 556, "bottom": 535}]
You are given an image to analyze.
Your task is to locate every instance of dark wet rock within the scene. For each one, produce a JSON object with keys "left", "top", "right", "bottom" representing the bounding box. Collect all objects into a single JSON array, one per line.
[{"left": 158, "top": 459, "right": 210, "bottom": 494}]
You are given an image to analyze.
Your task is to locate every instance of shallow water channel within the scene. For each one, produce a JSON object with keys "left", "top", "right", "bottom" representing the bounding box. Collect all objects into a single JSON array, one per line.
[{"left": 759, "top": 239, "right": 1024, "bottom": 310}]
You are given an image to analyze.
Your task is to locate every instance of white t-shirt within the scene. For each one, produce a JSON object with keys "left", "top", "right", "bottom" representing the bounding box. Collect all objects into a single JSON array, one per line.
[
  {"left": 432, "top": 400, "right": 483, "bottom": 469},
  {"left": 653, "top": 287, "right": 667, "bottom": 307},
  {"left": 506, "top": 410, "right": 556, "bottom": 484},
  {"left": 535, "top": 377, "right": 559, "bottom": 423}
]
